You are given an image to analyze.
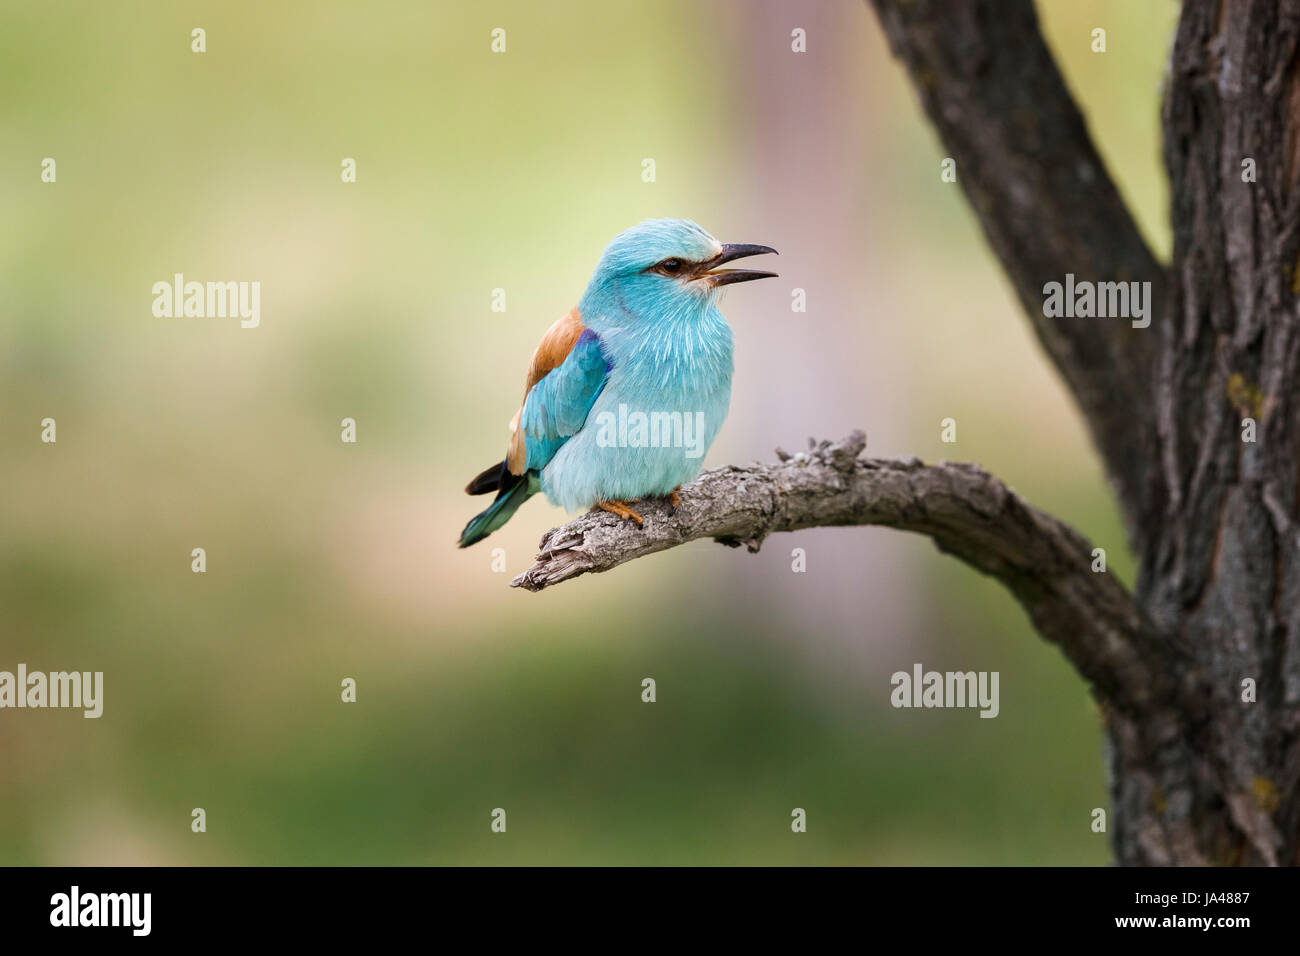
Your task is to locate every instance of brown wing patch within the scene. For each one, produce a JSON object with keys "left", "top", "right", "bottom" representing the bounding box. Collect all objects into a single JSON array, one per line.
[
  {"left": 507, "top": 307, "right": 585, "bottom": 475},
  {"left": 523, "top": 307, "right": 585, "bottom": 395}
]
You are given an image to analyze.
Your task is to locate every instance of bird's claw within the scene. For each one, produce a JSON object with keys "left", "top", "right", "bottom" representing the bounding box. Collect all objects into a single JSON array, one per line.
[{"left": 593, "top": 499, "right": 644, "bottom": 527}]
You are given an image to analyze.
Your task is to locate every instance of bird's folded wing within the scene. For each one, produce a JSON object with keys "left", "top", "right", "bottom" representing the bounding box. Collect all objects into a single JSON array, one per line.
[{"left": 511, "top": 327, "right": 610, "bottom": 474}]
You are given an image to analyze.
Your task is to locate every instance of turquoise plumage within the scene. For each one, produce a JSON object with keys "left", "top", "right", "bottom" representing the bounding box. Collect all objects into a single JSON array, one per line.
[{"left": 459, "top": 218, "right": 776, "bottom": 547}]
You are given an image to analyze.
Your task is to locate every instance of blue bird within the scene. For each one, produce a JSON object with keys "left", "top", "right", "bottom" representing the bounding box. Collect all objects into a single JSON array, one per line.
[{"left": 459, "top": 218, "right": 777, "bottom": 547}]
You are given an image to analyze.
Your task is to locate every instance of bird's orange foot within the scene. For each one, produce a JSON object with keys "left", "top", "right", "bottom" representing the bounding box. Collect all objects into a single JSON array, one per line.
[
  {"left": 667, "top": 487, "right": 682, "bottom": 510},
  {"left": 593, "top": 499, "right": 644, "bottom": 526}
]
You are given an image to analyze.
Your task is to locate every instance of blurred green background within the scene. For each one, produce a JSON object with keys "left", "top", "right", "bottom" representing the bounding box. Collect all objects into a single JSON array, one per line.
[{"left": 0, "top": 0, "right": 1176, "bottom": 864}]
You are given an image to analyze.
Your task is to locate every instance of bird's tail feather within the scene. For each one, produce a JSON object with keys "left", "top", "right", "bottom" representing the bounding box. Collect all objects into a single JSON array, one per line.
[{"left": 458, "top": 470, "right": 539, "bottom": 547}]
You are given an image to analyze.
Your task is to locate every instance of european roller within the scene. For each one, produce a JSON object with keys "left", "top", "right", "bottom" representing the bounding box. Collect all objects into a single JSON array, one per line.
[{"left": 459, "top": 218, "right": 777, "bottom": 547}]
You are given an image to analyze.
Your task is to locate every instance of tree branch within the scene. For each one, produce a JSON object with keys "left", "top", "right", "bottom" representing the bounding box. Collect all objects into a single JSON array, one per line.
[
  {"left": 514, "top": 432, "right": 1172, "bottom": 715},
  {"left": 866, "top": 0, "right": 1165, "bottom": 541}
]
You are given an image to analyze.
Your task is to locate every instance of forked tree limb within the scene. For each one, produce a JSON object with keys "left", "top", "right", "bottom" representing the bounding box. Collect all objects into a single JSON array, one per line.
[
  {"left": 867, "top": 0, "right": 1166, "bottom": 542},
  {"left": 514, "top": 432, "right": 1176, "bottom": 716}
]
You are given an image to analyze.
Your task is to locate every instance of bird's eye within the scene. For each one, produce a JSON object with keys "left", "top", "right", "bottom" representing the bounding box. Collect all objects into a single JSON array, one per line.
[{"left": 658, "top": 258, "right": 684, "bottom": 275}]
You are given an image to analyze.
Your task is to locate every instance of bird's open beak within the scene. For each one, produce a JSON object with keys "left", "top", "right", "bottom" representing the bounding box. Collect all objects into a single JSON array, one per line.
[{"left": 698, "top": 243, "right": 779, "bottom": 287}]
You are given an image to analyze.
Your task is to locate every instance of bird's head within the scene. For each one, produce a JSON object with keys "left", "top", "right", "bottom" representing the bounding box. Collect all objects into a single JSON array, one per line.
[{"left": 578, "top": 218, "right": 777, "bottom": 329}]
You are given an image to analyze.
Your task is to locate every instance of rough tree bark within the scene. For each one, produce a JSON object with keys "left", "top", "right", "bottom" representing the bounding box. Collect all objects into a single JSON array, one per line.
[
  {"left": 514, "top": 0, "right": 1300, "bottom": 866},
  {"left": 514, "top": 433, "right": 1176, "bottom": 712}
]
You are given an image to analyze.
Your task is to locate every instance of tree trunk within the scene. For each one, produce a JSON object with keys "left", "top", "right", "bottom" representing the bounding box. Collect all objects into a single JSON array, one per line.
[
  {"left": 869, "top": 0, "right": 1300, "bottom": 866},
  {"left": 1118, "top": 0, "right": 1300, "bottom": 866}
]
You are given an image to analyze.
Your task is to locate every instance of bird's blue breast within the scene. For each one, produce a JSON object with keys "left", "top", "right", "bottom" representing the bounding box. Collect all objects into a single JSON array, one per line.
[{"left": 540, "top": 304, "right": 734, "bottom": 511}]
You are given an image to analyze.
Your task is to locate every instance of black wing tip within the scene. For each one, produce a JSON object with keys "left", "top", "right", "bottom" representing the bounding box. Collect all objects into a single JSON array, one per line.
[{"left": 465, "top": 459, "right": 507, "bottom": 496}]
